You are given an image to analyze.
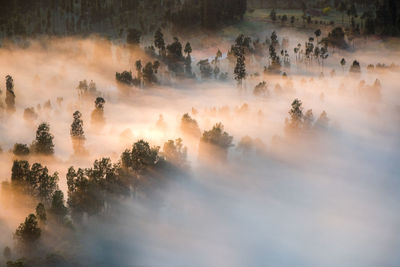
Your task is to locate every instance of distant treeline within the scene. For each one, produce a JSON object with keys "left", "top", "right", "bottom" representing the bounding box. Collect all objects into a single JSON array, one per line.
[{"left": 0, "top": 0, "right": 246, "bottom": 39}]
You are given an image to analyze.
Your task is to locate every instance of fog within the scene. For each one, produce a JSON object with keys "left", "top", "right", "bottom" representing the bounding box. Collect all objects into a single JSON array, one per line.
[{"left": 0, "top": 28, "right": 399, "bottom": 266}]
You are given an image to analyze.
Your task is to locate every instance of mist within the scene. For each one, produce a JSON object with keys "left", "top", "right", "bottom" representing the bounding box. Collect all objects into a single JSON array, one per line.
[{"left": 0, "top": 23, "right": 399, "bottom": 267}]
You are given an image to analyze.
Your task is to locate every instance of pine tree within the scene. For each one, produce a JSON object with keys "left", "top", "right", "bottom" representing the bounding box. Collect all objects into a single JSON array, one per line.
[
  {"left": 234, "top": 53, "right": 246, "bottom": 87},
  {"left": 71, "top": 111, "right": 86, "bottom": 154},
  {"left": 14, "top": 214, "right": 41, "bottom": 245},
  {"left": 32, "top": 123, "right": 55, "bottom": 155}
]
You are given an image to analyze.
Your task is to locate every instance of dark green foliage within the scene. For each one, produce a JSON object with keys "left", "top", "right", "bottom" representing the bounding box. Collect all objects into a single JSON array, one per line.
[
  {"left": 91, "top": 97, "right": 106, "bottom": 125},
  {"left": 67, "top": 156, "right": 136, "bottom": 217},
  {"left": 285, "top": 99, "right": 304, "bottom": 134},
  {"left": 142, "top": 62, "right": 158, "bottom": 86},
  {"left": 31, "top": 163, "right": 59, "bottom": 203},
  {"left": 201, "top": 123, "right": 233, "bottom": 149},
  {"left": 70, "top": 111, "right": 85, "bottom": 139},
  {"left": 35, "top": 203, "right": 47, "bottom": 223},
  {"left": 11, "top": 160, "right": 30, "bottom": 188},
  {"left": 32, "top": 123, "right": 55, "bottom": 155},
  {"left": 180, "top": 113, "right": 201, "bottom": 137},
  {"left": 50, "top": 190, "right": 68, "bottom": 219},
  {"left": 154, "top": 28, "right": 166, "bottom": 55},
  {"left": 121, "top": 140, "right": 159, "bottom": 172},
  {"left": 14, "top": 214, "right": 41, "bottom": 244},
  {"left": 167, "top": 37, "right": 183, "bottom": 60},
  {"left": 116, "top": 71, "right": 140, "bottom": 86},
  {"left": 322, "top": 27, "right": 348, "bottom": 49},
  {"left": 234, "top": 53, "right": 246, "bottom": 86},
  {"left": 11, "top": 160, "right": 58, "bottom": 202},
  {"left": 13, "top": 143, "right": 30, "bottom": 156}
]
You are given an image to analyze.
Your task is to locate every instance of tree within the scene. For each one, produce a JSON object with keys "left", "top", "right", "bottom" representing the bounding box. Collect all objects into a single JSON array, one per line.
[
  {"left": 200, "top": 123, "right": 233, "bottom": 161},
  {"left": 162, "top": 139, "right": 187, "bottom": 167},
  {"left": 13, "top": 143, "right": 30, "bottom": 156},
  {"left": 32, "top": 123, "right": 54, "bottom": 155},
  {"left": 340, "top": 58, "right": 346, "bottom": 72},
  {"left": 350, "top": 60, "right": 361, "bottom": 73},
  {"left": 184, "top": 42, "right": 192, "bottom": 56},
  {"left": 197, "top": 59, "right": 213, "bottom": 79},
  {"left": 285, "top": 99, "right": 304, "bottom": 134},
  {"left": 11, "top": 160, "right": 30, "bottom": 189},
  {"left": 201, "top": 123, "right": 233, "bottom": 149},
  {"left": 91, "top": 97, "right": 105, "bottom": 126},
  {"left": 5, "top": 75, "right": 16, "bottom": 113},
  {"left": 270, "top": 9, "right": 277, "bottom": 22},
  {"left": 142, "top": 62, "right": 157, "bottom": 86},
  {"left": 154, "top": 28, "right": 165, "bottom": 56},
  {"left": 126, "top": 28, "right": 141, "bottom": 45},
  {"left": 314, "top": 29, "right": 321, "bottom": 42},
  {"left": 121, "top": 140, "right": 159, "bottom": 172},
  {"left": 14, "top": 214, "right": 41, "bottom": 244},
  {"left": 71, "top": 111, "right": 86, "bottom": 154},
  {"left": 234, "top": 53, "right": 246, "bottom": 87},
  {"left": 35, "top": 203, "right": 47, "bottom": 223},
  {"left": 50, "top": 190, "right": 68, "bottom": 219},
  {"left": 180, "top": 113, "right": 201, "bottom": 137},
  {"left": 30, "top": 163, "right": 59, "bottom": 203}
]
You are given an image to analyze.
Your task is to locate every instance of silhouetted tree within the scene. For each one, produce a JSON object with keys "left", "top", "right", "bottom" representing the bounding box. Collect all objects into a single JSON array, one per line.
[
  {"left": 154, "top": 28, "right": 166, "bottom": 56},
  {"left": 13, "top": 144, "right": 30, "bottom": 156},
  {"left": 14, "top": 214, "right": 41, "bottom": 245},
  {"left": 285, "top": 99, "right": 304, "bottom": 135},
  {"left": 71, "top": 111, "right": 86, "bottom": 155},
  {"left": 35, "top": 203, "right": 47, "bottom": 224},
  {"left": 91, "top": 97, "right": 105, "bottom": 126},
  {"left": 180, "top": 113, "right": 201, "bottom": 138},
  {"left": 50, "top": 190, "right": 68, "bottom": 220},
  {"left": 162, "top": 139, "right": 187, "bottom": 167},
  {"left": 5, "top": 75, "right": 15, "bottom": 113},
  {"left": 32, "top": 123, "right": 54, "bottom": 155}
]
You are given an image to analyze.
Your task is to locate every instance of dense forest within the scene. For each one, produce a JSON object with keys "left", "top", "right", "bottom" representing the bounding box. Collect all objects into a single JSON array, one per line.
[{"left": 0, "top": 0, "right": 247, "bottom": 38}]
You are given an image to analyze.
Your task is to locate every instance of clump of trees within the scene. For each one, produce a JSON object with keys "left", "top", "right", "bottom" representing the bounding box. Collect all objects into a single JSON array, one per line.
[
  {"left": 11, "top": 160, "right": 59, "bottom": 203},
  {"left": 284, "top": 99, "right": 330, "bottom": 137},
  {"left": 253, "top": 81, "right": 269, "bottom": 97},
  {"left": 199, "top": 123, "right": 233, "bottom": 162},
  {"left": 12, "top": 144, "right": 30, "bottom": 157},
  {"left": 77, "top": 80, "right": 98, "bottom": 99},
  {"left": 31, "top": 123, "right": 55, "bottom": 155},
  {"left": 162, "top": 139, "right": 187, "bottom": 168},
  {"left": 180, "top": 113, "right": 201, "bottom": 138}
]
